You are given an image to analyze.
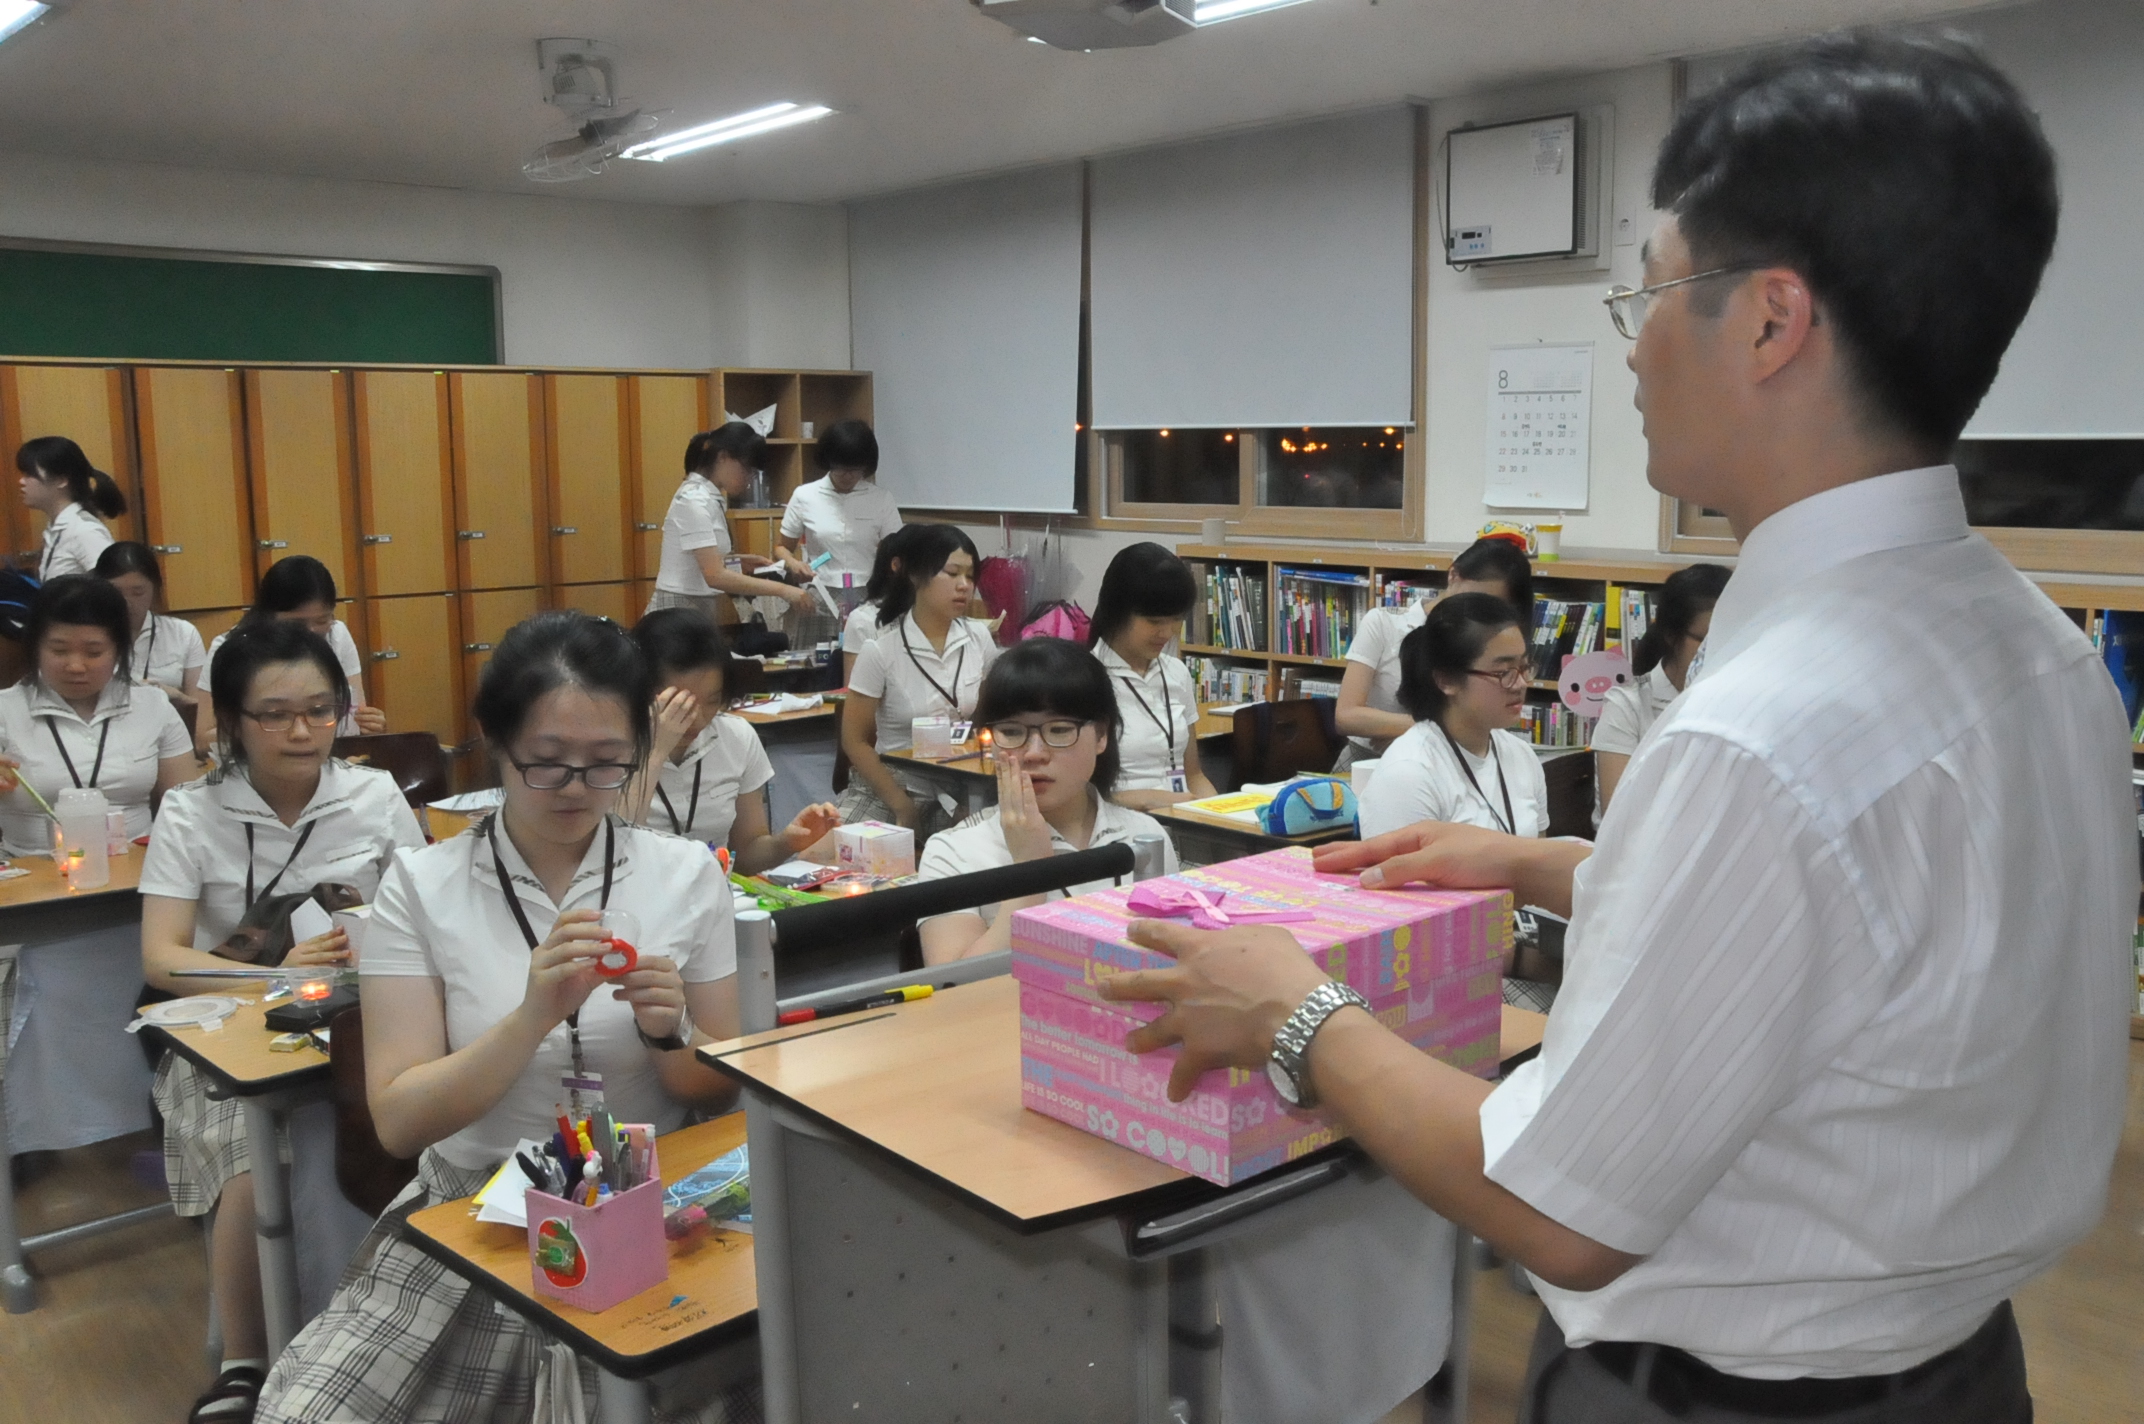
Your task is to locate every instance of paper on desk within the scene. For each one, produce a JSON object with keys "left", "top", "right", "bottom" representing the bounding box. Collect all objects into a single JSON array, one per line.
[
  {"left": 473, "top": 1138, "right": 550, "bottom": 1227},
  {"left": 428, "top": 787, "right": 506, "bottom": 814},
  {"left": 738, "top": 693, "right": 822, "bottom": 717},
  {"left": 1176, "top": 782, "right": 1289, "bottom": 825}
]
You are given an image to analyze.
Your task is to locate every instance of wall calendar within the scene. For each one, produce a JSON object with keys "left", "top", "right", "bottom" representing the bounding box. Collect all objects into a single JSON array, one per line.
[{"left": 1485, "top": 342, "right": 1592, "bottom": 510}]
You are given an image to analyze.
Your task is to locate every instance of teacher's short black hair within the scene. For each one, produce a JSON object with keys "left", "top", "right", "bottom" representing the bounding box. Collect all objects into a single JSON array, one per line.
[
  {"left": 1397, "top": 592, "right": 1522, "bottom": 725},
  {"left": 207, "top": 618, "right": 350, "bottom": 769},
  {"left": 814, "top": 419, "right": 880, "bottom": 475},
  {"left": 24, "top": 575, "right": 133, "bottom": 685},
  {"left": 1654, "top": 29, "right": 2058, "bottom": 450},
  {"left": 1087, "top": 543, "right": 1198, "bottom": 649},
  {"left": 474, "top": 611, "right": 654, "bottom": 763},
  {"left": 974, "top": 638, "right": 1124, "bottom": 795}
]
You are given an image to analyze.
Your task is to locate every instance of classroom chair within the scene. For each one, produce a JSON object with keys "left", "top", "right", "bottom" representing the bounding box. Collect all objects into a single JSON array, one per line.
[
  {"left": 1542, "top": 751, "right": 1598, "bottom": 839},
  {"left": 332, "top": 732, "right": 452, "bottom": 809},
  {"left": 326, "top": 1006, "right": 418, "bottom": 1216},
  {"left": 1230, "top": 697, "right": 1341, "bottom": 785}
]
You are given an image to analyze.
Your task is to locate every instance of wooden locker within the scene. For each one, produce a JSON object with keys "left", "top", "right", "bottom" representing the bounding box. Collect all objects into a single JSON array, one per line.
[
  {"left": 0, "top": 364, "right": 140, "bottom": 561},
  {"left": 353, "top": 370, "right": 456, "bottom": 596},
  {"left": 628, "top": 375, "right": 709, "bottom": 583},
  {"left": 364, "top": 593, "right": 462, "bottom": 747},
  {"left": 135, "top": 367, "right": 255, "bottom": 612},
  {"left": 245, "top": 369, "right": 360, "bottom": 593},
  {"left": 448, "top": 372, "right": 547, "bottom": 591},
  {"left": 554, "top": 582, "right": 633, "bottom": 626},
  {"left": 544, "top": 374, "right": 631, "bottom": 586}
]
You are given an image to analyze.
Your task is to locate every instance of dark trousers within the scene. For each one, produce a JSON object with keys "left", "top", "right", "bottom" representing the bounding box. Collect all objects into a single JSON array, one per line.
[{"left": 1519, "top": 1301, "right": 2031, "bottom": 1424}]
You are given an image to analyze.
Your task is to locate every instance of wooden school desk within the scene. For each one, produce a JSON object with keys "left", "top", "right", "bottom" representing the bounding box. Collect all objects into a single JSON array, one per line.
[
  {"left": 705, "top": 975, "right": 1545, "bottom": 1424},
  {"left": 0, "top": 850, "right": 152, "bottom": 1315},
  {"left": 879, "top": 745, "right": 995, "bottom": 820},
  {"left": 146, "top": 993, "right": 335, "bottom": 1360},
  {"left": 402, "top": 1115, "right": 758, "bottom": 1424},
  {"left": 1146, "top": 798, "right": 1357, "bottom": 868}
]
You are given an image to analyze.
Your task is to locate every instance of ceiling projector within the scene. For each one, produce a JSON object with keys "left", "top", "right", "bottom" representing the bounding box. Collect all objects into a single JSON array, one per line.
[{"left": 975, "top": 0, "right": 1196, "bottom": 49}]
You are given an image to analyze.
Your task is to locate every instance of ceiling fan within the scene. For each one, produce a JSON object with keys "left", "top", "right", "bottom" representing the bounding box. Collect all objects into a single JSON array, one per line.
[{"left": 521, "top": 39, "right": 660, "bottom": 183}]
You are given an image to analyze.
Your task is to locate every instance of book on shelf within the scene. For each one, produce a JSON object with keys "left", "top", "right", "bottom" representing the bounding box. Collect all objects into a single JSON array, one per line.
[
  {"left": 1276, "top": 566, "right": 1370, "bottom": 660},
  {"left": 1277, "top": 669, "right": 1344, "bottom": 702},
  {"left": 1377, "top": 576, "right": 1439, "bottom": 611},
  {"left": 1188, "top": 561, "right": 1269, "bottom": 653},
  {"left": 1521, "top": 700, "right": 1595, "bottom": 749},
  {"left": 1530, "top": 597, "right": 1612, "bottom": 681},
  {"left": 1185, "top": 656, "right": 1269, "bottom": 705}
]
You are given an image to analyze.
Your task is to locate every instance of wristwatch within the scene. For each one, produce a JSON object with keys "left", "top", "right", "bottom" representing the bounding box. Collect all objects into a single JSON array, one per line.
[
  {"left": 1266, "top": 982, "right": 1370, "bottom": 1110},
  {"left": 635, "top": 1008, "right": 694, "bottom": 1053}
]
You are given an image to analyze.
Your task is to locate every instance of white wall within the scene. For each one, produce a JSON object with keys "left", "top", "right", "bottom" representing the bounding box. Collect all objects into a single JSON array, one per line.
[
  {"left": 707, "top": 200, "right": 851, "bottom": 371},
  {"left": 0, "top": 150, "right": 725, "bottom": 368},
  {"left": 1422, "top": 63, "right": 1674, "bottom": 550}
]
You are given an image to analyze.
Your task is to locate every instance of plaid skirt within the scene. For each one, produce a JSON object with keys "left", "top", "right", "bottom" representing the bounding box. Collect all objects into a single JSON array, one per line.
[
  {"left": 153, "top": 1051, "right": 290, "bottom": 1217},
  {"left": 258, "top": 1151, "right": 758, "bottom": 1424},
  {"left": 644, "top": 589, "right": 726, "bottom": 623}
]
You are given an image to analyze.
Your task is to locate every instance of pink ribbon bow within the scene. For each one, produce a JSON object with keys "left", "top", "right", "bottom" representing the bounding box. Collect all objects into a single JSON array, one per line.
[{"left": 1125, "top": 883, "right": 1316, "bottom": 932}]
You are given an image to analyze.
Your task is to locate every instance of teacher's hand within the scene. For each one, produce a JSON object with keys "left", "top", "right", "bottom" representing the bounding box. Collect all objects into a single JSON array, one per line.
[
  {"left": 1098, "top": 919, "right": 1331, "bottom": 1102},
  {"left": 1313, "top": 821, "right": 1532, "bottom": 892}
]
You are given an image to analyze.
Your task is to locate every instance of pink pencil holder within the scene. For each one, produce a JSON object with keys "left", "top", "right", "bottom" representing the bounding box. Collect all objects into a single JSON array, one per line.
[{"left": 525, "top": 1130, "right": 666, "bottom": 1313}]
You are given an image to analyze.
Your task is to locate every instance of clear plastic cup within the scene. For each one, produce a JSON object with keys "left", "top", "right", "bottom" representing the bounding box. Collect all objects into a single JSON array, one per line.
[{"left": 594, "top": 909, "right": 641, "bottom": 977}]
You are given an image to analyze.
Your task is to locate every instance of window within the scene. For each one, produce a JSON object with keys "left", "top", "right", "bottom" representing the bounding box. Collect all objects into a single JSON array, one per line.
[
  {"left": 1105, "top": 425, "right": 1417, "bottom": 537},
  {"left": 1117, "top": 429, "right": 1239, "bottom": 506},
  {"left": 1257, "top": 428, "right": 1405, "bottom": 510}
]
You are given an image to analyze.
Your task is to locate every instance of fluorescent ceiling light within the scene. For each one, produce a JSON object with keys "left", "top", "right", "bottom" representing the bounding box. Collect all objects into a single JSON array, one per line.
[
  {"left": 1195, "top": 0, "right": 1315, "bottom": 25},
  {"left": 622, "top": 101, "right": 833, "bottom": 162},
  {"left": 0, "top": 1, "right": 49, "bottom": 45}
]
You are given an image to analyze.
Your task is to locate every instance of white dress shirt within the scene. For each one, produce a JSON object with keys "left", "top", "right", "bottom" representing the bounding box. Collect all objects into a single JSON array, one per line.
[
  {"left": 1093, "top": 642, "right": 1200, "bottom": 793},
  {"left": 653, "top": 475, "right": 731, "bottom": 596},
  {"left": 362, "top": 817, "right": 737, "bottom": 1172},
  {"left": 1479, "top": 466, "right": 2136, "bottom": 1377},
  {"left": 205, "top": 620, "right": 368, "bottom": 737},
  {"left": 140, "top": 760, "right": 425, "bottom": 946},
  {"left": 1587, "top": 662, "right": 1678, "bottom": 760},
  {"left": 132, "top": 613, "right": 208, "bottom": 691},
  {"left": 641, "top": 714, "right": 775, "bottom": 845},
  {"left": 1357, "top": 722, "right": 1548, "bottom": 841},
  {"left": 914, "top": 792, "right": 1177, "bottom": 925},
  {"left": 1341, "top": 602, "right": 1428, "bottom": 753},
  {"left": 38, "top": 502, "right": 113, "bottom": 581},
  {"left": 779, "top": 477, "right": 903, "bottom": 593},
  {"left": 840, "top": 600, "right": 884, "bottom": 656},
  {"left": 849, "top": 613, "right": 998, "bottom": 753},
  {"left": 0, "top": 678, "right": 191, "bottom": 853}
]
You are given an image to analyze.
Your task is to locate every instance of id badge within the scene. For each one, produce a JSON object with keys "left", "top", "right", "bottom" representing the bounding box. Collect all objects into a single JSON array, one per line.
[
  {"left": 562, "top": 1072, "right": 607, "bottom": 1122},
  {"left": 1166, "top": 768, "right": 1190, "bottom": 794}
]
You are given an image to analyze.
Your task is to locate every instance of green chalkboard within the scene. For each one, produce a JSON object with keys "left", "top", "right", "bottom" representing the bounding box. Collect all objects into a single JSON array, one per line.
[{"left": 0, "top": 243, "right": 499, "bottom": 364}]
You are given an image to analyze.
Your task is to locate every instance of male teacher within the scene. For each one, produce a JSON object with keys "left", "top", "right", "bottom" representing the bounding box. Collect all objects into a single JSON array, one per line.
[{"left": 1104, "top": 30, "right": 2135, "bottom": 1424}]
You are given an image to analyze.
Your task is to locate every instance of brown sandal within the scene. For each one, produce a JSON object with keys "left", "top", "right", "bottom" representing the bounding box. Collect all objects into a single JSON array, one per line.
[{"left": 188, "top": 1364, "right": 266, "bottom": 1423}]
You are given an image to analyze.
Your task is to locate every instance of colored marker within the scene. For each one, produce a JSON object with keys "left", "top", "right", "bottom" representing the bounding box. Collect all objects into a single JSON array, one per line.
[{"left": 777, "top": 983, "right": 933, "bottom": 1027}]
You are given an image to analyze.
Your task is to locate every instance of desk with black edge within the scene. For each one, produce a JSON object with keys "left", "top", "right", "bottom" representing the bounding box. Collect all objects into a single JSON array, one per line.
[
  {"left": 0, "top": 850, "right": 153, "bottom": 1313},
  {"left": 704, "top": 974, "right": 1546, "bottom": 1423},
  {"left": 402, "top": 1115, "right": 759, "bottom": 1424},
  {"left": 1145, "top": 799, "right": 1357, "bottom": 868}
]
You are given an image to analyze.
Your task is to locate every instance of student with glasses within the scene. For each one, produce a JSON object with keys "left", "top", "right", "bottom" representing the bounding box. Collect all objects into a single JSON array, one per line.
[
  {"left": 913, "top": 638, "right": 1177, "bottom": 965},
  {"left": 259, "top": 611, "right": 744, "bottom": 1424},
  {"left": 140, "top": 619, "right": 425, "bottom": 1424}
]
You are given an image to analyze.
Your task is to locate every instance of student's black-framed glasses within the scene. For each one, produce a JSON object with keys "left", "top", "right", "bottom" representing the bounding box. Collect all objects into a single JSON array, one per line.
[
  {"left": 510, "top": 759, "right": 636, "bottom": 791},
  {"left": 240, "top": 705, "right": 343, "bottom": 732},
  {"left": 986, "top": 719, "right": 1090, "bottom": 751}
]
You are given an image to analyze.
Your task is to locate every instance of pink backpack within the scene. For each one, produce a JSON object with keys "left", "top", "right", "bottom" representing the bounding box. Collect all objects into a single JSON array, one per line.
[
  {"left": 975, "top": 555, "right": 1031, "bottom": 648},
  {"left": 1018, "top": 600, "right": 1090, "bottom": 645}
]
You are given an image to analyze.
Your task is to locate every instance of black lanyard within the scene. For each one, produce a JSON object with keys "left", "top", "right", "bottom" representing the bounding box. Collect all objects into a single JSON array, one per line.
[
  {"left": 244, "top": 820, "right": 319, "bottom": 906},
  {"left": 900, "top": 624, "right": 968, "bottom": 715},
  {"left": 1437, "top": 722, "right": 1515, "bottom": 836},
  {"left": 44, "top": 716, "right": 113, "bottom": 789},
  {"left": 655, "top": 758, "right": 705, "bottom": 838},
  {"left": 488, "top": 815, "right": 616, "bottom": 1076},
  {"left": 1118, "top": 669, "right": 1178, "bottom": 765},
  {"left": 138, "top": 619, "right": 159, "bottom": 681}
]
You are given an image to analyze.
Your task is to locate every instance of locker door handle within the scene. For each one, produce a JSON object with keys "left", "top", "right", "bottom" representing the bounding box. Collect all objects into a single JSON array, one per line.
[
  {"left": 371, "top": 649, "right": 401, "bottom": 662},
  {"left": 551, "top": 526, "right": 579, "bottom": 536},
  {"left": 361, "top": 534, "right": 393, "bottom": 546},
  {"left": 151, "top": 544, "right": 182, "bottom": 555},
  {"left": 463, "top": 642, "right": 493, "bottom": 653},
  {"left": 457, "top": 530, "right": 486, "bottom": 541},
  {"left": 257, "top": 539, "right": 289, "bottom": 550},
  {"left": 635, "top": 522, "right": 661, "bottom": 532}
]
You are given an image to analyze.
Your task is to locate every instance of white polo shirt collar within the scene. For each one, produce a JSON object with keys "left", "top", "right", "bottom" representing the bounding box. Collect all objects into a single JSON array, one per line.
[
  {"left": 25, "top": 675, "right": 135, "bottom": 727},
  {"left": 209, "top": 758, "right": 369, "bottom": 830}
]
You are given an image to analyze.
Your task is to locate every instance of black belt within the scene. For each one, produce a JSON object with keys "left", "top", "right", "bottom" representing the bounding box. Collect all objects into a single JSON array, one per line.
[{"left": 1579, "top": 1301, "right": 2014, "bottom": 1419}]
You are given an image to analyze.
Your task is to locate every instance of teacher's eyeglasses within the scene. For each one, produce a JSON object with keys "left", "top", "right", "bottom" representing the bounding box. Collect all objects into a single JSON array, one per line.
[
  {"left": 987, "top": 720, "right": 1087, "bottom": 751},
  {"left": 511, "top": 760, "right": 636, "bottom": 791},
  {"left": 1466, "top": 665, "right": 1533, "bottom": 692},
  {"left": 1603, "top": 265, "right": 1756, "bottom": 339}
]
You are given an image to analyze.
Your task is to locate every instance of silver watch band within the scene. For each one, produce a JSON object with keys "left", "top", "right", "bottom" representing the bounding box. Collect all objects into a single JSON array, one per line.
[{"left": 1271, "top": 982, "right": 1370, "bottom": 1107}]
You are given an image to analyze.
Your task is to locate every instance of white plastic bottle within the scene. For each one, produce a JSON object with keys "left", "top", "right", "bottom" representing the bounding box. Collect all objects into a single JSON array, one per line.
[{"left": 54, "top": 787, "right": 111, "bottom": 890}]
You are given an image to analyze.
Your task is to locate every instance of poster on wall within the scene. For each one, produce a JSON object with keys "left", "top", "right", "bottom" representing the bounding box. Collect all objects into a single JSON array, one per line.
[{"left": 1484, "top": 342, "right": 1592, "bottom": 510}]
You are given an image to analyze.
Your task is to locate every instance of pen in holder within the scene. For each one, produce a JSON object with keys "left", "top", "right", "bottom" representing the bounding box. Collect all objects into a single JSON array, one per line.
[{"left": 526, "top": 1126, "right": 665, "bottom": 1313}]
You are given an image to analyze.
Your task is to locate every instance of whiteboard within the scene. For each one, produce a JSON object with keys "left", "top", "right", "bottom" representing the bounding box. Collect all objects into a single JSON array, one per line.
[{"left": 1485, "top": 343, "right": 1591, "bottom": 510}]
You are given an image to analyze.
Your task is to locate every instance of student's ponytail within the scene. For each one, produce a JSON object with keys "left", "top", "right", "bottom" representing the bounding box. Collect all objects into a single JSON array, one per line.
[
  {"left": 1631, "top": 563, "right": 1732, "bottom": 675},
  {"left": 83, "top": 467, "right": 127, "bottom": 520},
  {"left": 14, "top": 436, "right": 128, "bottom": 519}
]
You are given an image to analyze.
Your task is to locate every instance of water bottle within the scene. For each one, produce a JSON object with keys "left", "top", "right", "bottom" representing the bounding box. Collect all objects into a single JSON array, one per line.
[{"left": 54, "top": 787, "right": 111, "bottom": 890}]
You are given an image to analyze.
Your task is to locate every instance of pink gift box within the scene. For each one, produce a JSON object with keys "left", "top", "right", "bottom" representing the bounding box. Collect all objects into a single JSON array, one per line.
[
  {"left": 1012, "top": 850, "right": 1511, "bottom": 1186},
  {"left": 526, "top": 1129, "right": 667, "bottom": 1314}
]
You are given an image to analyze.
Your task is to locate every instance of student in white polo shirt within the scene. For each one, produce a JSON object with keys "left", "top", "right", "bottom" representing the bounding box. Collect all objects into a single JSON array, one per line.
[
  {"left": 1591, "top": 563, "right": 1730, "bottom": 816},
  {"left": 15, "top": 435, "right": 124, "bottom": 581},
  {"left": 0, "top": 576, "right": 195, "bottom": 853},
  {"left": 839, "top": 523, "right": 924, "bottom": 683},
  {"left": 95, "top": 540, "right": 208, "bottom": 707},
  {"left": 624, "top": 608, "right": 842, "bottom": 872},
  {"left": 646, "top": 422, "right": 812, "bottom": 626},
  {"left": 140, "top": 619, "right": 425, "bottom": 1424},
  {"left": 199, "top": 556, "right": 387, "bottom": 754},
  {"left": 840, "top": 523, "right": 998, "bottom": 830},
  {"left": 259, "top": 611, "right": 742, "bottom": 1424},
  {"left": 1085, "top": 542, "right": 1214, "bottom": 808},
  {"left": 776, "top": 419, "right": 904, "bottom": 647},
  {"left": 1335, "top": 536, "right": 1535, "bottom": 770},
  {"left": 916, "top": 638, "right": 1177, "bottom": 964}
]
